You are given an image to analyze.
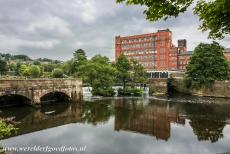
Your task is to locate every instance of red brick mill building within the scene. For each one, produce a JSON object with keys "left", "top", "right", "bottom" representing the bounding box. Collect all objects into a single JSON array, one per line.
[{"left": 115, "top": 29, "right": 230, "bottom": 77}]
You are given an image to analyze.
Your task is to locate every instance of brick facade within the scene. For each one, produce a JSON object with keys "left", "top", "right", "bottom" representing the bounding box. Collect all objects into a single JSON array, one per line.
[
  {"left": 177, "top": 49, "right": 230, "bottom": 71},
  {"left": 115, "top": 29, "right": 186, "bottom": 71},
  {"left": 115, "top": 30, "right": 230, "bottom": 71}
]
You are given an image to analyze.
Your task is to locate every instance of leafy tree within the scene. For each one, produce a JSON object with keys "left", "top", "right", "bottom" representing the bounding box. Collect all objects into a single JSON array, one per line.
[
  {"left": 33, "top": 61, "right": 41, "bottom": 65},
  {"left": 78, "top": 55, "right": 116, "bottom": 96},
  {"left": 7, "top": 63, "right": 16, "bottom": 72},
  {"left": 30, "top": 65, "right": 41, "bottom": 78},
  {"left": 0, "top": 59, "right": 7, "bottom": 75},
  {"left": 130, "top": 59, "right": 147, "bottom": 86},
  {"left": 116, "top": 0, "right": 230, "bottom": 39},
  {"left": 42, "top": 63, "right": 55, "bottom": 72},
  {"left": 14, "top": 63, "right": 22, "bottom": 76},
  {"left": 52, "top": 68, "right": 64, "bottom": 78},
  {"left": 185, "top": 42, "right": 230, "bottom": 88},
  {"left": 19, "top": 64, "right": 31, "bottom": 77},
  {"left": 115, "top": 54, "right": 131, "bottom": 89},
  {"left": 70, "top": 49, "right": 87, "bottom": 76}
]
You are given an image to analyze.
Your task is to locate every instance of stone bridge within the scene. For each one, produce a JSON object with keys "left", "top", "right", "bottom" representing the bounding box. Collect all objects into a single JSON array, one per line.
[{"left": 0, "top": 79, "right": 82, "bottom": 106}]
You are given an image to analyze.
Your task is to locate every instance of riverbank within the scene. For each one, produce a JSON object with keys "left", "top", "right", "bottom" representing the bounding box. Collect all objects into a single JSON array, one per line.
[{"left": 83, "top": 94, "right": 230, "bottom": 105}]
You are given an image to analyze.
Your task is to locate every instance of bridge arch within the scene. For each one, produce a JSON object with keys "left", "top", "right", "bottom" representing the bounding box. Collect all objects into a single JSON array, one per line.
[
  {"left": 39, "top": 90, "right": 71, "bottom": 105},
  {"left": 0, "top": 94, "right": 32, "bottom": 107}
]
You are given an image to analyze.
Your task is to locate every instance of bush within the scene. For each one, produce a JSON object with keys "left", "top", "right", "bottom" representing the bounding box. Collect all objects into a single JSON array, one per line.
[
  {"left": 92, "top": 87, "right": 115, "bottom": 97},
  {"left": 30, "top": 65, "right": 41, "bottom": 78},
  {"left": 118, "top": 87, "right": 143, "bottom": 96},
  {"left": 52, "top": 68, "right": 64, "bottom": 78},
  {"left": 0, "top": 119, "right": 17, "bottom": 139}
]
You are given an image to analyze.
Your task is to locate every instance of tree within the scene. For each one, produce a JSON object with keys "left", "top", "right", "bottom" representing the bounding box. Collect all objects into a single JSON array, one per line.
[
  {"left": 52, "top": 68, "right": 64, "bottom": 78},
  {"left": 130, "top": 59, "right": 147, "bottom": 86},
  {"left": 30, "top": 65, "right": 41, "bottom": 78},
  {"left": 0, "top": 59, "right": 7, "bottom": 75},
  {"left": 78, "top": 55, "right": 116, "bottom": 96},
  {"left": 116, "top": 0, "right": 230, "bottom": 39},
  {"left": 8, "top": 63, "right": 16, "bottom": 72},
  {"left": 115, "top": 54, "right": 131, "bottom": 89},
  {"left": 19, "top": 64, "right": 31, "bottom": 77},
  {"left": 15, "top": 63, "right": 21, "bottom": 75},
  {"left": 185, "top": 42, "right": 230, "bottom": 88},
  {"left": 70, "top": 49, "right": 87, "bottom": 76},
  {"left": 33, "top": 60, "right": 41, "bottom": 65}
]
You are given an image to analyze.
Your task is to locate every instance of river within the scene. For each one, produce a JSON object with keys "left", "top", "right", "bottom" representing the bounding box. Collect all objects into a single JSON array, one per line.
[{"left": 1, "top": 96, "right": 230, "bottom": 154}]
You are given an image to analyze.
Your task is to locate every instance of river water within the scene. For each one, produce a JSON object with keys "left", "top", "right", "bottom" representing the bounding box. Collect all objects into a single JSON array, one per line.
[{"left": 1, "top": 96, "right": 230, "bottom": 154}]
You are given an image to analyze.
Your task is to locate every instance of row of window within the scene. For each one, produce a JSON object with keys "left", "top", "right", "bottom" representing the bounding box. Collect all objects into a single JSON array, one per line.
[
  {"left": 121, "top": 43, "right": 155, "bottom": 50},
  {"left": 127, "top": 56, "right": 155, "bottom": 61},
  {"left": 139, "top": 62, "right": 155, "bottom": 67},
  {"left": 121, "top": 37, "right": 156, "bottom": 44},
  {"left": 123, "top": 50, "right": 157, "bottom": 56},
  {"left": 179, "top": 61, "right": 189, "bottom": 65},
  {"left": 148, "top": 72, "right": 169, "bottom": 78}
]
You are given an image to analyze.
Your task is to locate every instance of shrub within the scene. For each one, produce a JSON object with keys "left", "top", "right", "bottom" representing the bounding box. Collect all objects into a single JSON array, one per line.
[
  {"left": 52, "top": 68, "right": 64, "bottom": 78},
  {"left": 0, "top": 119, "right": 17, "bottom": 139},
  {"left": 92, "top": 87, "right": 115, "bottom": 97},
  {"left": 118, "top": 87, "right": 143, "bottom": 96},
  {"left": 30, "top": 65, "right": 41, "bottom": 78}
]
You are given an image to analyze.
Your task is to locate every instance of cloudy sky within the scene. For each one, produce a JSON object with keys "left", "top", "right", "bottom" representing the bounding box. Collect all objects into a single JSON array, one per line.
[{"left": 0, "top": 0, "right": 229, "bottom": 61}]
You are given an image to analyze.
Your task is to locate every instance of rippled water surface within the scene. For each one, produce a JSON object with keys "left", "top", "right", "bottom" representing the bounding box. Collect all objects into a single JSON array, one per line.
[{"left": 1, "top": 97, "right": 230, "bottom": 154}]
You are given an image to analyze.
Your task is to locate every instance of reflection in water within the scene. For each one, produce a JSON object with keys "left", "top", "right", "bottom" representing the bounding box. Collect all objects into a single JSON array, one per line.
[
  {"left": 1, "top": 98, "right": 230, "bottom": 154},
  {"left": 183, "top": 103, "right": 230, "bottom": 143},
  {"left": 114, "top": 100, "right": 185, "bottom": 140},
  {"left": 80, "top": 101, "right": 113, "bottom": 125}
]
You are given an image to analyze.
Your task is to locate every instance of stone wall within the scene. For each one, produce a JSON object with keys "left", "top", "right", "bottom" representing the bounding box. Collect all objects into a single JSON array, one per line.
[
  {"left": 148, "top": 78, "right": 168, "bottom": 95},
  {"left": 148, "top": 77, "right": 230, "bottom": 98},
  {"left": 172, "top": 78, "right": 230, "bottom": 98}
]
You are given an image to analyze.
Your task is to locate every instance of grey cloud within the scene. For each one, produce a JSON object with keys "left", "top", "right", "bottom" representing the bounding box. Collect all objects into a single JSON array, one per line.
[{"left": 0, "top": 0, "right": 229, "bottom": 61}]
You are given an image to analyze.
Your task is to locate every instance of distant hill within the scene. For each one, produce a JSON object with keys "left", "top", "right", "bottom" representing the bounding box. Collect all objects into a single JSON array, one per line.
[
  {"left": 0, "top": 53, "right": 61, "bottom": 63},
  {"left": 0, "top": 53, "right": 31, "bottom": 61}
]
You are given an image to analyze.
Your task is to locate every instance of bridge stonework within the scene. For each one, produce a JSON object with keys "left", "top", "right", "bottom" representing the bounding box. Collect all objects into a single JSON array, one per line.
[{"left": 0, "top": 79, "right": 82, "bottom": 106}]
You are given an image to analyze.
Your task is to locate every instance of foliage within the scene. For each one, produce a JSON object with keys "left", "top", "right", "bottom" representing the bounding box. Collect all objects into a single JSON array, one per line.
[
  {"left": 130, "top": 59, "right": 147, "bottom": 86},
  {"left": 30, "top": 65, "right": 41, "bottom": 78},
  {"left": 0, "top": 59, "right": 7, "bottom": 75},
  {"left": 69, "top": 49, "right": 87, "bottom": 76},
  {"left": 118, "top": 87, "right": 143, "bottom": 96},
  {"left": 19, "top": 64, "right": 31, "bottom": 77},
  {"left": 0, "top": 119, "right": 17, "bottom": 139},
  {"left": 15, "top": 63, "right": 21, "bottom": 76},
  {"left": 115, "top": 54, "right": 131, "bottom": 89},
  {"left": 52, "top": 68, "right": 64, "bottom": 78},
  {"left": 116, "top": 0, "right": 230, "bottom": 39},
  {"left": 7, "top": 63, "right": 16, "bottom": 72},
  {"left": 78, "top": 55, "right": 116, "bottom": 97},
  {"left": 185, "top": 42, "right": 230, "bottom": 88},
  {"left": 33, "top": 60, "right": 41, "bottom": 65},
  {"left": 194, "top": 0, "right": 230, "bottom": 39}
]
